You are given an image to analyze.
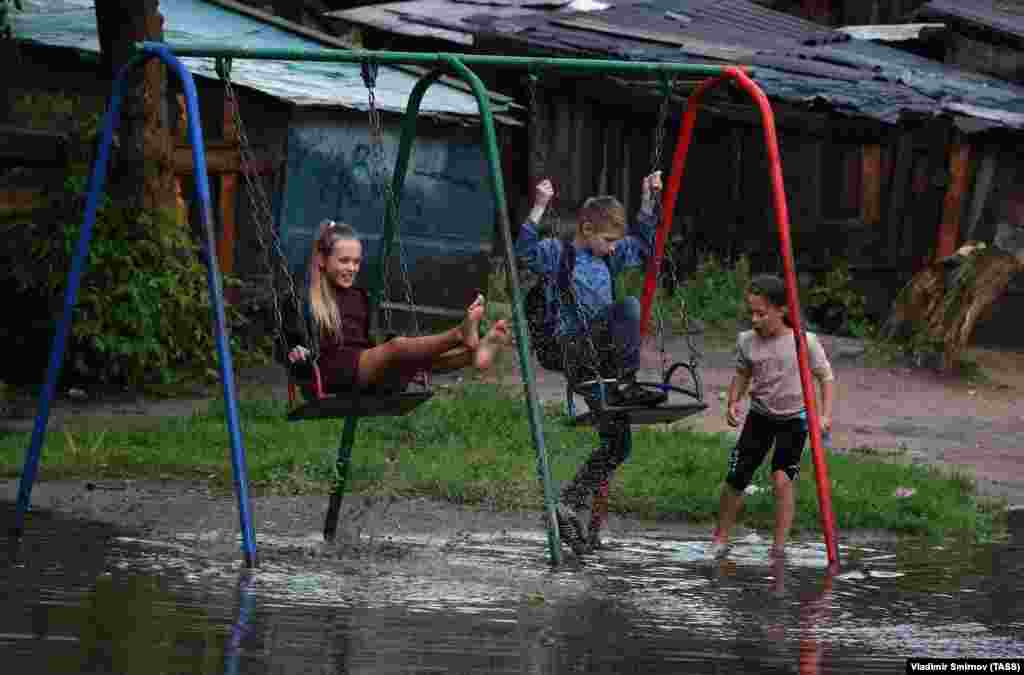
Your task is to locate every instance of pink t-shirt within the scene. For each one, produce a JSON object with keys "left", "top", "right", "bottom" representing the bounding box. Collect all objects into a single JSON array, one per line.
[{"left": 735, "top": 329, "right": 834, "bottom": 419}]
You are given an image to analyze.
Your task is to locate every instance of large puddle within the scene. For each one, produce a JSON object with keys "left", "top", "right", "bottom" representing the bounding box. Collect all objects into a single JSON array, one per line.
[{"left": 2, "top": 502, "right": 1022, "bottom": 673}]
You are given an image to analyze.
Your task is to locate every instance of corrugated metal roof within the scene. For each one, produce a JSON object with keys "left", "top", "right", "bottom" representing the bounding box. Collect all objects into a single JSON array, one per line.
[
  {"left": 327, "top": 0, "right": 576, "bottom": 46},
  {"left": 919, "top": 0, "right": 1024, "bottom": 42},
  {"left": 837, "top": 23, "right": 947, "bottom": 42},
  {"left": 12, "top": 0, "right": 502, "bottom": 117},
  {"left": 468, "top": 0, "right": 1024, "bottom": 130}
]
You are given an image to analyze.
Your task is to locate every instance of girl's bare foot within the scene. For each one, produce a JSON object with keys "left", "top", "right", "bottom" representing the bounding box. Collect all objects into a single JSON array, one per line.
[
  {"left": 474, "top": 319, "right": 511, "bottom": 371},
  {"left": 461, "top": 294, "right": 485, "bottom": 350}
]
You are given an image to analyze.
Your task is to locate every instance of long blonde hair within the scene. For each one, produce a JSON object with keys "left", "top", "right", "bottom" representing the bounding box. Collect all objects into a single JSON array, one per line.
[{"left": 308, "top": 219, "right": 359, "bottom": 339}]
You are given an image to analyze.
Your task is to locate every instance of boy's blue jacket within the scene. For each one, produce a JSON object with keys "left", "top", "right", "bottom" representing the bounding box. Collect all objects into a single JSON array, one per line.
[{"left": 515, "top": 205, "right": 659, "bottom": 337}]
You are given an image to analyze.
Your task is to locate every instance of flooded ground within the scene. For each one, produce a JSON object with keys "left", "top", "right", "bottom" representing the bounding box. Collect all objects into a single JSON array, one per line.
[{"left": 2, "top": 485, "right": 1022, "bottom": 674}]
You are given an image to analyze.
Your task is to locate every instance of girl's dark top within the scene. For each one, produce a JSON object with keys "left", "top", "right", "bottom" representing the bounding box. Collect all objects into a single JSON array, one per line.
[
  {"left": 317, "top": 287, "right": 372, "bottom": 392},
  {"left": 283, "top": 286, "right": 422, "bottom": 394}
]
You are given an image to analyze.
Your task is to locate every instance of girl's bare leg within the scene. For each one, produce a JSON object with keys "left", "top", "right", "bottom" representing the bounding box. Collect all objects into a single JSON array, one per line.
[
  {"left": 431, "top": 347, "right": 474, "bottom": 373},
  {"left": 356, "top": 296, "right": 486, "bottom": 387},
  {"left": 474, "top": 320, "right": 512, "bottom": 371}
]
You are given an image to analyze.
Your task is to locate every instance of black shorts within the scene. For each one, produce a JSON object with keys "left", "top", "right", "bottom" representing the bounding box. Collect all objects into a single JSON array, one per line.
[{"left": 725, "top": 410, "right": 808, "bottom": 492}]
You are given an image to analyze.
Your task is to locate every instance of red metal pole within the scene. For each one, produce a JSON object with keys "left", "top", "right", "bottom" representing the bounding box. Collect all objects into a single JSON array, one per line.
[
  {"left": 635, "top": 67, "right": 839, "bottom": 567},
  {"left": 729, "top": 67, "right": 839, "bottom": 567},
  {"left": 639, "top": 76, "right": 723, "bottom": 337}
]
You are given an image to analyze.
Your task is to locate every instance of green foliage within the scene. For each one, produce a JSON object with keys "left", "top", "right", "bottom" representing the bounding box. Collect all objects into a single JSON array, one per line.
[
  {"left": 669, "top": 253, "right": 751, "bottom": 330},
  {"left": 3, "top": 179, "right": 262, "bottom": 387},
  {"left": 806, "top": 258, "right": 871, "bottom": 337}
]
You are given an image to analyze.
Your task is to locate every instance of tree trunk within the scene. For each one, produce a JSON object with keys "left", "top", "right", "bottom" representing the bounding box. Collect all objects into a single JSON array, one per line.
[
  {"left": 884, "top": 240, "right": 1024, "bottom": 370},
  {"left": 94, "top": 0, "right": 175, "bottom": 213}
]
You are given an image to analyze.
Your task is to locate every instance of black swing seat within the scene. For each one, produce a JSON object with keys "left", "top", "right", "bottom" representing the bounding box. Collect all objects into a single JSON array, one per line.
[
  {"left": 286, "top": 361, "right": 433, "bottom": 421},
  {"left": 288, "top": 389, "right": 433, "bottom": 421},
  {"left": 566, "top": 361, "right": 708, "bottom": 427}
]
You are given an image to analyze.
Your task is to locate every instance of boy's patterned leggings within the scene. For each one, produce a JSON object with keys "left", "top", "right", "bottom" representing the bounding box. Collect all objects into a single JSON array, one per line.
[{"left": 560, "top": 413, "right": 632, "bottom": 511}]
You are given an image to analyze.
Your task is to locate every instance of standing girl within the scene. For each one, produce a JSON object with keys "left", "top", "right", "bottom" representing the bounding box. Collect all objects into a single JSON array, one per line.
[{"left": 712, "top": 274, "right": 834, "bottom": 558}]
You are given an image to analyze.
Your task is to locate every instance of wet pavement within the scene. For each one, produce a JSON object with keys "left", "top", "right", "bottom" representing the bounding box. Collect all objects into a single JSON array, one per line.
[{"left": 2, "top": 494, "right": 1023, "bottom": 674}]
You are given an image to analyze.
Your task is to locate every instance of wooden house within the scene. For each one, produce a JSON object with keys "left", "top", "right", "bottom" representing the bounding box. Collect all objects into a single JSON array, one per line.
[
  {"left": 4, "top": 0, "right": 518, "bottom": 327},
  {"left": 332, "top": 0, "right": 1024, "bottom": 348}
]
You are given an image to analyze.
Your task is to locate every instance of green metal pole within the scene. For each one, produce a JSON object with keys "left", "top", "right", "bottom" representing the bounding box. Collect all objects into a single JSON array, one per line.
[
  {"left": 368, "top": 68, "right": 444, "bottom": 322},
  {"left": 323, "top": 416, "right": 358, "bottom": 542},
  {"left": 365, "top": 60, "right": 561, "bottom": 564},
  {"left": 442, "top": 55, "right": 562, "bottom": 567},
  {"left": 138, "top": 43, "right": 739, "bottom": 78}
]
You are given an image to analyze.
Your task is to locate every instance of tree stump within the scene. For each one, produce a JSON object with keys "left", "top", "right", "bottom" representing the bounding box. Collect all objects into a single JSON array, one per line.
[{"left": 884, "top": 234, "right": 1024, "bottom": 371}]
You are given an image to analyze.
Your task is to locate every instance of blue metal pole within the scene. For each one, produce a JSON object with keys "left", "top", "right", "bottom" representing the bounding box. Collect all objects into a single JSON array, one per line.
[
  {"left": 224, "top": 571, "right": 256, "bottom": 675},
  {"left": 13, "top": 45, "right": 259, "bottom": 569},
  {"left": 152, "top": 44, "right": 258, "bottom": 567},
  {"left": 11, "top": 59, "right": 132, "bottom": 538}
]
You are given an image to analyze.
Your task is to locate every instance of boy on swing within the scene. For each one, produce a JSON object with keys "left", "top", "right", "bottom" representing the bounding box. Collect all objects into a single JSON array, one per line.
[{"left": 516, "top": 171, "right": 663, "bottom": 555}]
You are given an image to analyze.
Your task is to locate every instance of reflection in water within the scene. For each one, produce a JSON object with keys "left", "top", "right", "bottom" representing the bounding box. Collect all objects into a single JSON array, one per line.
[
  {"left": 2, "top": 502, "right": 1023, "bottom": 674},
  {"left": 223, "top": 573, "right": 255, "bottom": 675}
]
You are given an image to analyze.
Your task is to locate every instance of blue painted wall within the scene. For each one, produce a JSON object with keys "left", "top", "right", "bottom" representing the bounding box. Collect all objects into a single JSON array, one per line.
[{"left": 279, "top": 112, "right": 496, "bottom": 316}]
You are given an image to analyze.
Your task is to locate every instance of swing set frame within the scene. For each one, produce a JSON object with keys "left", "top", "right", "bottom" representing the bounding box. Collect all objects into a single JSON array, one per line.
[{"left": 10, "top": 42, "right": 839, "bottom": 570}]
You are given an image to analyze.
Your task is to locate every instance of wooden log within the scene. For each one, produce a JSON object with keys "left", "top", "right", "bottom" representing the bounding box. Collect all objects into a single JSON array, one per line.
[
  {"left": 936, "top": 134, "right": 971, "bottom": 260},
  {"left": 884, "top": 241, "right": 1024, "bottom": 370},
  {"left": 861, "top": 143, "right": 882, "bottom": 226},
  {"left": 218, "top": 173, "right": 238, "bottom": 274},
  {"left": 219, "top": 172, "right": 240, "bottom": 304},
  {"left": 174, "top": 144, "right": 239, "bottom": 174},
  {"left": 938, "top": 248, "right": 1023, "bottom": 369}
]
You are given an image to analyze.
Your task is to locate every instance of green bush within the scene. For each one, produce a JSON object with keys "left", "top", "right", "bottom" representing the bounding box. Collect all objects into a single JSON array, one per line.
[
  {"left": 2, "top": 184, "right": 262, "bottom": 387},
  {"left": 806, "top": 258, "right": 872, "bottom": 337},
  {"left": 669, "top": 253, "right": 751, "bottom": 330}
]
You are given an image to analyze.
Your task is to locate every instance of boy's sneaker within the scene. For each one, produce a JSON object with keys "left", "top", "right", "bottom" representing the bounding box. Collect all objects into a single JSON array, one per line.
[
  {"left": 613, "top": 381, "right": 667, "bottom": 408},
  {"left": 555, "top": 504, "right": 588, "bottom": 556}
]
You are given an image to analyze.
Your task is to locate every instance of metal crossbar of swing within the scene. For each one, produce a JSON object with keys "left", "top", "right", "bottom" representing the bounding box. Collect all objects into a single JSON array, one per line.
[{"left": 10, "top": 42, "right": 839, "bottom": 571}]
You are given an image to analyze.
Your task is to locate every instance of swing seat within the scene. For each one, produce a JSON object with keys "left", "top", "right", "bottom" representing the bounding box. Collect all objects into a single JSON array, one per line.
[
  {"left": 288, "top": 390, "right": 433, "bottom": 421},
  {"left": 286, "top": 362, "right": 432, "bottom": 421},
  {"left": 570, "top": 398, "right": 709, "bottom": 427},
  {"left": 566, "top": 362, "right": 708, "bottom": 427}
]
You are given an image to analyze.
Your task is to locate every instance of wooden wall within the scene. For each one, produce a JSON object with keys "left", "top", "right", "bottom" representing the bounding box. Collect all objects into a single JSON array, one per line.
[
  {"left": 525, "top": 84, "right": 1024, "bottom": 347},
  {"left": 760, "top": 0, "right": 930, "bottom": 26}
]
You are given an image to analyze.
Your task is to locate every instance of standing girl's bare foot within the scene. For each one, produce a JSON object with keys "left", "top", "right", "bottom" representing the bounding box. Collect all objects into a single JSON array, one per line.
[
  {"left": 474, "top": 319, "right": 511, "bottom": 371},
  {"left": 461, "top": 294, "right": 485, "bottom": 350}
]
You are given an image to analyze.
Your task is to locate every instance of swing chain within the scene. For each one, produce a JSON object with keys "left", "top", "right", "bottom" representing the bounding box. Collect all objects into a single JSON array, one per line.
[
  {"left": 646, "top": 73, "right": 704, "bottom": 387},
  {"left": 524, "top": 70, "right": 563, "bottom": 238},
  {"left": 360, "top": 60, "right": 383, "bottom": 148},
  {"left": 651, "top": 73, "right": 674, "bottom": 174},
  {"left": 361, "top": 58, "right": 421, "bottom": 340},
  {"left": 221, "top": 63, "right": 309, "bottom": 360},
  {"left": 525, "top": 72, "right": 544, "bottom": 187}
]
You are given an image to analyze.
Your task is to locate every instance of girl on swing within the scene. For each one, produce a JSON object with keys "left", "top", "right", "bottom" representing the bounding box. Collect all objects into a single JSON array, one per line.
[{"left": 287, "top": 220, "right": 512, "bottom": 393}]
